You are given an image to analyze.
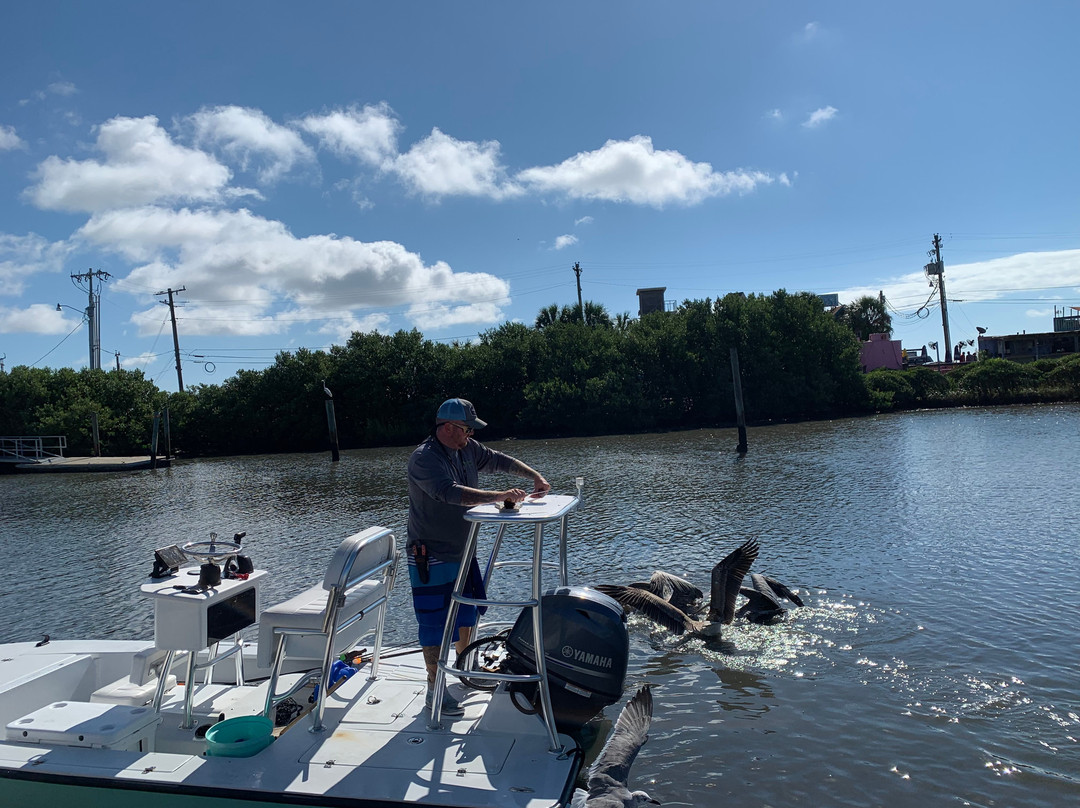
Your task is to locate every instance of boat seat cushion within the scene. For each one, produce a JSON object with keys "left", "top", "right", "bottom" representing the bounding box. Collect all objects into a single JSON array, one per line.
[{"left": 256, "top": 579, "right": 383, "bottom": 668}]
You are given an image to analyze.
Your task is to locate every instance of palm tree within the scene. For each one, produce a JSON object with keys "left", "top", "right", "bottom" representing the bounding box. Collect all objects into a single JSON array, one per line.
[{"left": 837, "top": 295, "right": 892, "bottom": 341}]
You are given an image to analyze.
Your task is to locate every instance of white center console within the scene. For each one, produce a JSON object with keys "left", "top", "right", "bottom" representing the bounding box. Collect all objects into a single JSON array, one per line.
[{"left": 140, "top": 570, "right": 266, "bottom": 651}]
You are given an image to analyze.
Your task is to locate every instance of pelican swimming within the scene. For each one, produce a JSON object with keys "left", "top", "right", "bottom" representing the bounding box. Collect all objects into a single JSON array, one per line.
[
  {"left": 735, "top": 572, "right": 804, "bottom": 624},
  {"left": 571, "top": 685, "right": 659, "bottom": 808},
  {"left": 628, "top": 570, "right": 703, "bottom": 615},
  {"left": 596, "top": 538, "right": 759, "bottom": 637}
]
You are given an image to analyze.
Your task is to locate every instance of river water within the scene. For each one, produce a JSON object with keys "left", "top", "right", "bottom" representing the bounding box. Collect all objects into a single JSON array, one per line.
[{"left": 2, "top": 404, "right": 1078, "bottom": 807}]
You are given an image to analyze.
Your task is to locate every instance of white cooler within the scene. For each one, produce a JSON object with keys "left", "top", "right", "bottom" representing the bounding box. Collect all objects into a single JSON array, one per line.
[{"left": 6, "top": 701, "right": 160, "bottom": 752}]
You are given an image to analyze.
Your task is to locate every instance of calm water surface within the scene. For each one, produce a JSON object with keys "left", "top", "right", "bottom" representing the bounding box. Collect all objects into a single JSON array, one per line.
[{"left": 2, "top": 404, "right": 1078, "bottom": 807}]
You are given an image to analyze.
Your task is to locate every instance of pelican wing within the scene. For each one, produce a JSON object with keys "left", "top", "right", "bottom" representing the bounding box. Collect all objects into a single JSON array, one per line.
[
  {"left": 588, "top": 685, "right": 653, "bottom": 798},
  {"left": 707, "top": 538, "right": 759, "bottom": 624},
  {"left": 650, "top": 570, "right": 704, "bottom": 613},
  {"left": 761, "top": 574, "right": 804, "bottom": 607},
  {"left": 596, "top": 585, "right": 699, "bottom": 635}
]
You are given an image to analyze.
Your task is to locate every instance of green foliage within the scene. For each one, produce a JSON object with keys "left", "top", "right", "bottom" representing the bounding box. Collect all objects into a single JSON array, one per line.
[
  {"left": 836, "top": 295, "right": 892, "bottom": 341},
  {"left": 865, "top": 370, "right": 915, "bottom": 409},
  {"left": 0, "top": 366, "right": 165, "bottom": 455},
  {"left": 1042, "top": 353, "right": 1080, "bottom": 393},
  {"left": 6, "top": 302, "right": 1078, "bottom": 458},
  {"left": 906, "top": 366, "right": 950, "bottom": 400},
  {"left": 948, "top": 358, "right": 1029, "bottom": 401}
]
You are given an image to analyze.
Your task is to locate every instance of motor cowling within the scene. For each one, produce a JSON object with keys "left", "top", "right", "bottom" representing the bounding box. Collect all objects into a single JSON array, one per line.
[{"left": 504, "top": 586, "right": 629, "bottom": 731}]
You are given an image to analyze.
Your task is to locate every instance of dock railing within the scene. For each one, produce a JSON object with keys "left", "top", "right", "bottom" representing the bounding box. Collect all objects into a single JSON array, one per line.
[{"left": 0, "top": 436, "right": 67, "bottom": 462}]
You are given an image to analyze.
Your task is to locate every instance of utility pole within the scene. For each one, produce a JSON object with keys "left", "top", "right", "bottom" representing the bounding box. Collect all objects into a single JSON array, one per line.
[
  {"left": 572, "top": 262, "right": 584, "bottom": 324},
  {"left": 156, "top": 286, "right": 186, "bottom": 391},
  {"left": 70, "top": 268, "right": 110, "bottom": 369},
  {"left": 924, "top": 234, "right": 953, "bottom": 363},
  {"left": 115, "top": 351, "right": 121, "bottom": 372}
]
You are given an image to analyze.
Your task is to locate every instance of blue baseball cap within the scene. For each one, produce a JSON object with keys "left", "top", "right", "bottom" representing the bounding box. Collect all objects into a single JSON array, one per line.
[{"left": 436, "top": 398, "right": 487, "bottom": 429}]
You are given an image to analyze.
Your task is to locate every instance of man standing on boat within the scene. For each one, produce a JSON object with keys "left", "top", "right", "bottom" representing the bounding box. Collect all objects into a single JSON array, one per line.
[{"left": 407, "top": 397, "right": 550, "bottom": 714}]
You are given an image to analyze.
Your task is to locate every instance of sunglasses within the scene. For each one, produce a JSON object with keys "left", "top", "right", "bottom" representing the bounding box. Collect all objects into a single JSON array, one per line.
[{"left": 444, "top": 422, "right": 473, "bottom": 436}]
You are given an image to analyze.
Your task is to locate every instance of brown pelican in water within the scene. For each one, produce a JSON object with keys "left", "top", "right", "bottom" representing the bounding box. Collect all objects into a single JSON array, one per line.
[
  {"left": 571, "top": 685, "right": 659, "bottom": 807},
  {"left": 628, "top": 570, "right": 703, "bottom": 616},
  {"left": 735, "top": 573, "right": 804, "bottom": 624},
  {"left": 596, "top": 538, "right": 759, "bottom": 637}
]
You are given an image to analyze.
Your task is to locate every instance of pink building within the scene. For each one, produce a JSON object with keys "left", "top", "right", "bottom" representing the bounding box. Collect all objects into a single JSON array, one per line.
[{"left": 860, "top": 332, "right": 902, "bottom": 372}]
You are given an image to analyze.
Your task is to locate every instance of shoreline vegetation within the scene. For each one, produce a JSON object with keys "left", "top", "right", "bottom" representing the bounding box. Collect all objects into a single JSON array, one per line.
[{"left": 2, "top": 293, "right": 1079, "bottom": 458}]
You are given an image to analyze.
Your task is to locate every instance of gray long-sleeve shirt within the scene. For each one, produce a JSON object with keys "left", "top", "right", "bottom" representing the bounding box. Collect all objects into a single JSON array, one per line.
[{"left": 406, "top": 435, "right": 516, "bottom": 563}]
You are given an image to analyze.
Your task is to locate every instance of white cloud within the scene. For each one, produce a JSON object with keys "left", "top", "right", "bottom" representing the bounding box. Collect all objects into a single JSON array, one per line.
[
  {"left": 76, "top": 205, "right": 511, "bottom": 336},
  {"left": 0, "top": 303, "right": 81, "bottom": 335},
  {"left": 804, "top": 22, "right": 821, "bottom": 39},
  {"left": 574, "top": 216, "right": 593, "bottom": 226},
  {"left": 389, "top": 128, "right": 524, "bottom": 200},
  {"left": 25, "top": 115, "right": 234, "bottom": 212},
  {"left": 765, "top": 109, "right": 783, "bottom": 121},
  {"left": 517, "top": 135, "right": 774, "bottom": 207},
  {"left": 314, "top": 311, "right": 391, "bottom": 343},
  {"left": 0, "top": 125, "right": 25, "bottom": 150},
  {"left": 0, "top": 232, "right": 73, "bottom": 296},
  {"left": 47, "top": 81, "right": 78, "bottom": 97},
  {"left": 837, "top": 249, "right": 1080, "bottom": 315},
  {"left": 188, "top": 105, "right": 315, "bottom": 184},
  {"left": 554, "top": 234, "right": 578, "bottom": 250},
  {"left": 803, "top": 106, "right": 838, "bottom": 129},
  {"left": 299, "top": 103, "right": 401, "bottom": 166},
  {"left": 407, "top": 300, "right": 508, "bottom": 330},
  {"left": 120, "top": 351, "right": 158, "bottom": 370}
]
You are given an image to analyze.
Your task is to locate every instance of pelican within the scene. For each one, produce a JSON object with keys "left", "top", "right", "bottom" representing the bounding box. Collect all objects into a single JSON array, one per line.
[
  {"left": 735, "top": 573, "right": 805, "bottom": 624},
  {"left": 571, "top": 685, "right": 659, "bottom": 808},
  {"left": 628, "top": 570, "right": 703, "bottom": 615},
  {"left": 596, "top": 538, "right": 759, "bottom": 637}
]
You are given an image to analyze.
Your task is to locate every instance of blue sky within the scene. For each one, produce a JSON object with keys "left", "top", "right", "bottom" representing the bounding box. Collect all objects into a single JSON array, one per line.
[{"left": 2, "top": 2, "right": 1078, "bottom": 390}]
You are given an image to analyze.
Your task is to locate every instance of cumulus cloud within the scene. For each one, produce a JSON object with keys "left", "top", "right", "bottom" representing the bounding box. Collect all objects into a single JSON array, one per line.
[
  {"left": 187, "top": 105, "right": 315, "bottom": 183},
  {"left": 0, "top": 232, "right": 73, "bottom": 296},
  {"left": 25, "top": 115, "right": 234, "bottom": 212},
  {"left": 76, "top": 206, "right": 511, "bottom": 337},
  {"left": 389, "top": 128, "right": 523, "bottom": 200},
  {"left": 802, "top": 106, "right": 838, "bottom": 128},
  {"left": 554, "top": 234, "right": 578, "bottom": 250},
  {"left": 0, "top": 125, "right": 25, "bottom": 150},
  {"left": 299, "top": 103, "right": 401, "bottom": 166},
  {"left": 837, "top": 249, "right": 1080, "bottom": 316},
  {"left": 516, "top": 135, "right": 773, "bottom": 207},
  {"left": 0, "top": 303, "right": 81, "bottom": 335}
]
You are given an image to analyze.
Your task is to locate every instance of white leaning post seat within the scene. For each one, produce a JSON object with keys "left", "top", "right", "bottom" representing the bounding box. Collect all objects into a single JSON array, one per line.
[{"left": 258, "top": 526, "right": 398, "bottom": 731}]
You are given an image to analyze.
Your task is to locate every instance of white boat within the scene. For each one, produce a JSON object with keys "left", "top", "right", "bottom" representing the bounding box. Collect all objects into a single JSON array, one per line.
[{"left": 0, "top": 493, "right": 630, "bottom": 807}]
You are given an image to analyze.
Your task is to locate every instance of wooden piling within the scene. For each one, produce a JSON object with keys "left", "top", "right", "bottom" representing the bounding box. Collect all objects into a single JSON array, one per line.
[
  {"left": 325, "top": 399, "right": 340, "bottom": 462},
  {"left": 730, "top": 347, "right": 748, "bottom": 454}
]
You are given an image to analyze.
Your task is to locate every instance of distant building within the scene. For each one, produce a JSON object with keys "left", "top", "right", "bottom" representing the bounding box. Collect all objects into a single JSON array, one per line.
[
  {"left": 860, "top": 332, "right": 902, "bottom": 372},
  {"left": 636, "top": 287, "right": 667, "bottom": 316},
  {"left": 977, "top": 306, "right": 1080, "bottom": 363}
]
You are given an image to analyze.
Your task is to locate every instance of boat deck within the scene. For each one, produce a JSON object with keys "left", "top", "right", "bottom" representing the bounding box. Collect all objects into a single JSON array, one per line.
[{"left": 0, "top": 644, "right": 582, "bottom": 807}]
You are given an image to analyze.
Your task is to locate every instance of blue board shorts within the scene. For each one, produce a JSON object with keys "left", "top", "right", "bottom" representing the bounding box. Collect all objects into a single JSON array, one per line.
[{"left": 408, "top": 555, "right": 487, "bottom": 647}]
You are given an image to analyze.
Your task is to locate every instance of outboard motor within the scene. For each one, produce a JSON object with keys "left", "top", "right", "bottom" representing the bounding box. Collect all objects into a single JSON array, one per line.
[{"left": 504, "top": 586, "right": 629, "bottom": 731}]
